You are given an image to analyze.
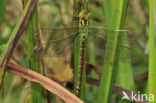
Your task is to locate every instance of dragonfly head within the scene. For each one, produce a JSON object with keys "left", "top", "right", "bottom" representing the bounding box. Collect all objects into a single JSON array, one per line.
[{"left": 78, "top": 10, "right": 90, "bottom": 26}]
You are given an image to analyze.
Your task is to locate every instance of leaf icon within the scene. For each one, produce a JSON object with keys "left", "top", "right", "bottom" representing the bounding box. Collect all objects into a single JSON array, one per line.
[{"left": 121, "top": 91, "right": 131, "bottom": 101}]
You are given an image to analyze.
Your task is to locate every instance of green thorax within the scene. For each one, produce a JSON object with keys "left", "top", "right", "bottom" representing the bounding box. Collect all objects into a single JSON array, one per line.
[{"left": 78, "top": 10, "right": 90, "bottom": 40}]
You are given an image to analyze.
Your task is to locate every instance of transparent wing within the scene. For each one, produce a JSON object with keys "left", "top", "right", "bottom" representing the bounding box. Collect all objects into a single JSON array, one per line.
[
  {"left": 32, "top": 26, "right": 137, "bottom": 66},
  {"left": 87, "top": 27, "right": 136, "bottom": 66},
  {"left": 88, "top": 26, "right": 136, "bottom": 43},
  {"left": 32, "top": 27, "right": 81, "bottom": 82},
  {"left": 32, "top": 27, "right": 80, "bottom": 58}
]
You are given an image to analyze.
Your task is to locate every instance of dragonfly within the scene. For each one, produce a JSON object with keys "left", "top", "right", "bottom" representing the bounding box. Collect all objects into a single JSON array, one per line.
[{"left": 32, "top": 10, "right": 136, "bottom": 95}]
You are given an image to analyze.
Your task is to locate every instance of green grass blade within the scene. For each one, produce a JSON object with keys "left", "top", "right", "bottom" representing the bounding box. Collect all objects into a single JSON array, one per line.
[
  {"left": 0, "top": 0, "right": 37, "bottom": 89},
  {"left": 79, "top": 54, "right": 87, "bottom": 100},
  {"left": 148, "top": 0, "right": 156, "bottom": 102},
  {"left": 116, "top": 0, "right": 135, "bottom": 92},
  {"left": 86, "top": 36, "right": 98, "bottom": 102},
  {"left": 73, "top": 0, "right": 81, "bottom": 95},
  {"left": 26, "top": 5, "right": 47, "bottom": 103},
  {"left": 103, "top": 0, "right": 111, "bottom": 25},
  {"left": 98, "top": 0, "right": 127, "bottom": 103},
  {"left": 73, "top": 32, "right": 81, "bottom": 95},
  {"left": 103, "top": 1, "right": 134, "bottom": 93},
  {"left": 0, "top": 0, "right": 8, "bottom": 27}
]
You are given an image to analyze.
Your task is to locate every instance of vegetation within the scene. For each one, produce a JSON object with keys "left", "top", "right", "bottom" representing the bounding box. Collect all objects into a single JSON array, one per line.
[{"left": 0, "top": 0, "right": 154, "bottom": 103}]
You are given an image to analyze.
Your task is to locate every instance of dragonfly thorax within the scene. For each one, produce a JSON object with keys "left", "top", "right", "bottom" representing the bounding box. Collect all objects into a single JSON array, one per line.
[
  {"left": 78, "top": 10, "right": 90, "bottom": 21},
  {"left": 78, "top": 10, "right": 90, "bottom": 36},
  {"left": 78, "top": 10, "right": 90, "bottom": 26}
]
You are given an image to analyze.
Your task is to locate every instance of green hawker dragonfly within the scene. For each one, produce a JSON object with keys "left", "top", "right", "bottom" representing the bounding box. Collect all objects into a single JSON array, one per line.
[
  {"left": 33, "top": 10, "right": 134, "bottom": 58},
  {"left": 32, "top": 10, "right": 136, "bottom": 95}
]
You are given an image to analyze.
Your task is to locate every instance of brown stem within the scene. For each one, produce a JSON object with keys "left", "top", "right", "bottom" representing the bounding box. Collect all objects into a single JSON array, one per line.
[
  {"left": 5, "top": 62, "right": 83, "bottom": 103},
  {"left": 0, "top": 0, "right": 38, "bottom": 89}
]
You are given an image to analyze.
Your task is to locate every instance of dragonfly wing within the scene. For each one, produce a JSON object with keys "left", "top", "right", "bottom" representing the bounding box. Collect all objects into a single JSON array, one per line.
[
  {"left": 89, "top": 31, "right": 130, "bottom": 48},
  {"left": 33, "top": 26, "right": 79, "bottom": 36},
  {"left": 32, "top": 27, "right": 79, "bottom": 58},
  {"left": 32, "top": 27, "right": 81, "bottom": 82},
  {"left": 87, "top": 29, "right": 134, "bottom": 66},
  {"left": 86, "top": 33, "right": 107, "bottom": 66},
  {"left": 88, "top": 26, "right": 136, "bottom": 44}
]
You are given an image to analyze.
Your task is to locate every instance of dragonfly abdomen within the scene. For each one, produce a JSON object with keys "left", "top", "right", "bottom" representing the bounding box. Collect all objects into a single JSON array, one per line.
[{"left": 77, "top": 40, "right": 86, "bottom": 95}]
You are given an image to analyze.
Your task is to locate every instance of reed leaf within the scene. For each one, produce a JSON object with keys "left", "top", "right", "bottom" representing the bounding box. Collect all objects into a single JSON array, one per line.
[
  {"left": 0, "top": 0, "right": 37, "bottom": 89},
  {"left": 0, "top": 0, "right": 8, "bottom": 27},
  {"left": 25, "top": 2, "right": 46, "bottom": 103},
  {"left": 148, "top": 0, "right": 156, "bottom": 103},
  {"left": 98, "top": 0, "right": 127, "bottom": 102},
  {"left": 115, "top": 0, "right": 135, "bottom": 93},
  {"left": 73, "top": 0, "right": 81, "bottom": 95}
]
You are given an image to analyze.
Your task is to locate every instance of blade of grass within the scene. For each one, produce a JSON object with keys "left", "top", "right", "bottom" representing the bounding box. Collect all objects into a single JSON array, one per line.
[
  {"left": 86, "top": 36, "right": 98, "bottom": 102},
  {"left": 0, "top": 0, "right": 8, "bottom": 27},
  {"left": 73, "top": 0, "right": 80, "bottom": 95},
  {"left": 0, "top": 0, "right": 8, "bottom": 51},
  {"left": 25, "top": 4, "right": 47, "bottom": 103},
  {"left": 103, "top": 0, "right": 111, "bottom": 25},
  {"left": 86, "top": 0, "right": 101, "bottom": 97},
  {"left": 116, "top": 0, "right": 135, "bottom": 92},
  {"left": 103, "top": 0, "right": 135, "bottom": 92},
  {"left": 98, "top": 0, "right": 127, "bottom": 102},
  {"left": 148, "top": 0, "right": 156, "bottom": 102},
  {"left": 0, "top": 0, "right": 38, "bottom": 89}
]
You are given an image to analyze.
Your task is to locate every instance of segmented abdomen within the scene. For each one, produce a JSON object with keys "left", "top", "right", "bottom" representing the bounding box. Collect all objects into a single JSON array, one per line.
[{"left": 77, "top": 36, "right": 86, "bottom": 95}]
